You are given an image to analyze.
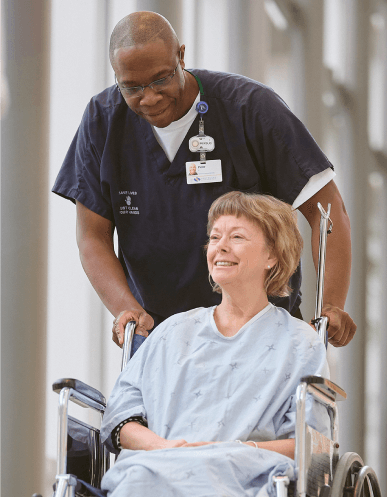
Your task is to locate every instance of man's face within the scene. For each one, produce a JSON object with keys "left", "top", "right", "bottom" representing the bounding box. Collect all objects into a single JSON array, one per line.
[
  {"left": 189, "top": 164, "right": 196, "bottom": 175},
  {"left": 112, "top": 40, "right": 186, "bottom": 128}
]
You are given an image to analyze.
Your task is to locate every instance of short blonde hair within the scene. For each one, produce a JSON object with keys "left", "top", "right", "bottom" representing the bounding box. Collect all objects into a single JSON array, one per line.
[{"left": 207, "top": 192, "right": 303, "bottom": 297}]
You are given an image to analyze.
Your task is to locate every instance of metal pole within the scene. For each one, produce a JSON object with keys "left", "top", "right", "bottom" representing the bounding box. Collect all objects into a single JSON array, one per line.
[
  {"left": 57, "top": 387, "right": 71, "bottom": 475},
  {"left": 314, "top": 202, "right": 332, "bottom": 320},
  {"left": 121, "top": 321, "right": 136, "bottom": 371},
  {"left": 312, "top": 203, "right": 333, "bottom": 347}
]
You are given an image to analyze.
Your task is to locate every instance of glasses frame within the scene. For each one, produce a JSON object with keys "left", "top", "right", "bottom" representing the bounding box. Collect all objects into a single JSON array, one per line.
[{"left": 115, "top": 56, "right": 181, "bottom": 98}]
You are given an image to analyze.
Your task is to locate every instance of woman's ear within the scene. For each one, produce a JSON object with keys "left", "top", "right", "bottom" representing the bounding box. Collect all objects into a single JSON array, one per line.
[{"left": 267, "top": 254, "right": 278, "bottom": 270}]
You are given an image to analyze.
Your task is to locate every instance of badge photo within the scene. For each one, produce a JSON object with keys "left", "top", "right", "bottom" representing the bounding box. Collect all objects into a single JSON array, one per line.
[{"left": 186, "top": 160, "right": 222, "bottom": 184}]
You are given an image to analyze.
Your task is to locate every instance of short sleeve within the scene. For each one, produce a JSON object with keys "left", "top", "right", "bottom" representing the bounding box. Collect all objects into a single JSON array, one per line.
[
  {"left": 245, "top": 87, "right": 334, "bottom": 205},
  {"left": 100, "top": 318, "right": 171, "bottom": 452},
  {"left": 100, "top": 341, "right": 150, "bottom": 452},
  {"left": 52, "top": 101, "right": 114, "bottom": 221}
]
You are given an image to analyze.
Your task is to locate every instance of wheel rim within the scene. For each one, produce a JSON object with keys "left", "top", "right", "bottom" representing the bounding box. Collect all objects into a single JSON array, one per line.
[
  {"left": 331, "top": 452, "right": 364, "bottom": 497},
  {"left": 354, "top": 466, "right": 382, "bottom": 497},
  {"left": 331, "top": 453, "right": 382, "bottom": 497}
]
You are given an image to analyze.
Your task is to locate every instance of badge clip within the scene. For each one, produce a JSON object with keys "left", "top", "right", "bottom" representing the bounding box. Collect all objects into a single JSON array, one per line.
[{"left": 190, "top": 101, "right": 214, "bottom": 162}]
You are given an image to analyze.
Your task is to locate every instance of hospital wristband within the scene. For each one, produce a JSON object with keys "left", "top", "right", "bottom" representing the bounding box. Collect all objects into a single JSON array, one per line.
[
  {"left": 112, "top": 416, "right": 148, "bottom": 450},
  {"left": 235, "top": 439, "right": 258, "bottom": 449}
]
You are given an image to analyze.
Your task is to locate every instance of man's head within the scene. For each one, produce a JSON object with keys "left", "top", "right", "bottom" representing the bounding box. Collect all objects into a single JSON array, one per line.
[{"left": 110, "top": 12, "right": 192, "bottom": 128}]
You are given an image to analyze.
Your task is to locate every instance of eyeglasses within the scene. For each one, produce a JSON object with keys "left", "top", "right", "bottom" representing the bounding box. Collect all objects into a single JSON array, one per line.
[{"left": 115, "top": 59, "right": 181, "bottom": 98}]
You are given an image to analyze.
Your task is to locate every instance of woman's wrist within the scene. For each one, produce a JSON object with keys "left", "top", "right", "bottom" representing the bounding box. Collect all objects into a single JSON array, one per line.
[
  {"left": 112, "top": 416, "right": 148, "bottom": 450},
  {"left": 235, "top": 439, "right": 259, "bottom": 449},
  {"left": 121, "top": 425, "right": 167, "bottom": 451},
  {"left": 246, "top": 440, "right": 258, "bottom": 448}
]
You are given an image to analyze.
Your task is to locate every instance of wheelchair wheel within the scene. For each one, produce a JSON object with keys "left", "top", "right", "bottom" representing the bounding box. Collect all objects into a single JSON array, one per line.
[{"left": 331, "top": 452, "right": 382, "bottom": 497}]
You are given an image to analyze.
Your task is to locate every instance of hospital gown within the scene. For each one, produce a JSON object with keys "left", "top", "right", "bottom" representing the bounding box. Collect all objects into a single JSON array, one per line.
[{"left": 101, "top": 303, "right": 330, "bottom": 496}]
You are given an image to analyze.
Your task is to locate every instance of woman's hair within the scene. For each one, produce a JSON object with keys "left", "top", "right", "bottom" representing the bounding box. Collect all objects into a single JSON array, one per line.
[{"left": 206, "top": 191, "right": 303, "bottom": 297}]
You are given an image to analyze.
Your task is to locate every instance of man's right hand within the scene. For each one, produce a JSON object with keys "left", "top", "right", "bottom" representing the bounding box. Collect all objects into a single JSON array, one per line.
[{"left": 113, "top": 309, "right": 154, "bottom": 347}]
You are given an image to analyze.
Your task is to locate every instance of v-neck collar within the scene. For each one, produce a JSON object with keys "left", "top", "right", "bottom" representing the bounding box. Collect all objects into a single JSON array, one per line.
[
  {"left": 140, "top": 106, "right": 201, "bottom": 181},
  {"left": 210, "top": 303, "right": 273, "bottom": 340}
]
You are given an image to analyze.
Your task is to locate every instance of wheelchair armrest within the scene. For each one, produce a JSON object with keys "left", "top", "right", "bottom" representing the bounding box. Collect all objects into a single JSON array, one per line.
[
  {"left": 53, "top": 378, "right": 106, "bottom": 409},
  {"left": 301, "top": 375, "right": 347, "bottom": 402}
]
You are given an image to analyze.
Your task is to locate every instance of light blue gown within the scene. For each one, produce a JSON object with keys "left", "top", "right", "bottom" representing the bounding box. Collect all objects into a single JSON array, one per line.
[{"left": 101, "top": 304, "right": 330, "bottom": 496}]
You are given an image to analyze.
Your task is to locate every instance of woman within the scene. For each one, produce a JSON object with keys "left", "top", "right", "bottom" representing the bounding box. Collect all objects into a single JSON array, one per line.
[{"left": 101, "top": 192, "right": 329, "bottom": 496}]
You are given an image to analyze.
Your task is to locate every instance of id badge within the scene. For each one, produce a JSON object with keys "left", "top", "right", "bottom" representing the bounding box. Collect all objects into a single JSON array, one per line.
[{"left": 186, "top": 160, "right": 222, "bottom": 184}]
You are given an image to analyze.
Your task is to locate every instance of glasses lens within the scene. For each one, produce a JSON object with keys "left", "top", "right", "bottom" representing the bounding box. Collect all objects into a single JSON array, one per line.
[
  {"left": 151, "top": 75, "right": 173, "bottom": 89},
  {"left": 120, "top": 64, "right": 177, "bottom": 96},
  {"left": 124, "top": 87, "right": 141, "bottom": 96}
]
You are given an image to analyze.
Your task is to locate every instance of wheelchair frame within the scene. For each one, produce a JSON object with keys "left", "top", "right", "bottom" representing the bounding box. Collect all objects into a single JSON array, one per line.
[{"left": 50, "top": 361, "right": 381, "bottom": 497}]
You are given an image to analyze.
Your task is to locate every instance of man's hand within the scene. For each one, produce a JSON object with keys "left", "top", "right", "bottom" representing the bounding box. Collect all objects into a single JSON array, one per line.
[
  {"left": 112, "top": 309, "right": 154, "bottom": 347},
  {"left": 321, "top": 304, "right": 356, "bottom": 347}
]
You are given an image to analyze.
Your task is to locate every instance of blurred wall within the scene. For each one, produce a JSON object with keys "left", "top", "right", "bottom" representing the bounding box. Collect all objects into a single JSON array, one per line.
[{"left": 1, "top": 1, "right": 50, "bottom": 495}]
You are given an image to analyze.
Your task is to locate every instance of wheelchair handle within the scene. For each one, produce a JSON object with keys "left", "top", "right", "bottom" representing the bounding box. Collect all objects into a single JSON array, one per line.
[
  {"left": 121, "top": 321, "right": 136, "bottom": 371},
  {"left": 311, "top": 316, "right": 329, "bottom": 348},
  {"left": 314, "top": 202, "right": 332, "bottom": 348}
]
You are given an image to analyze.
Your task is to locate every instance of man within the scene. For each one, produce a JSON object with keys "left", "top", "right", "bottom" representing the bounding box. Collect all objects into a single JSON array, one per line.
[{"left": 53, "top": 11, "right": 356, "bottom": 347}]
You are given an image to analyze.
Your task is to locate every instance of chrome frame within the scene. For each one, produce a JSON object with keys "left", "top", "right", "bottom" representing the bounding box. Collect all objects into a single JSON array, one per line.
[
  {"left": 54, "top": 322, "right": 136, "bottom": 497},
  {"left": 294, "top": 377, "right": 345, "bottom": 497},
  {"left": 121, "top": 321, "right": 136, "bottom": 371},
  {"left": 55, "top": 387, "right": 107, "bottom": 497},
  {"left": 313, "top": 202, "right": 333, "bottom": 347},
  {"left": 273, "top": 475, "right": 290, "bottom": 497},
  {"left": 57, "top": 388, "right": 106, "bottom": 475},
  {"left": 54, "top": 473, "right": 77, "bottom": 497}
]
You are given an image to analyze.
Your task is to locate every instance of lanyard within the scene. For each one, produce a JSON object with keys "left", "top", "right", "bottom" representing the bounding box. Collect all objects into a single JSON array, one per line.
[
  {"left": 185, "top": 71, "right": 211, "bottom": 161},
  {"left": 185, "top": 70, "right": 205, "bottom": 97}
]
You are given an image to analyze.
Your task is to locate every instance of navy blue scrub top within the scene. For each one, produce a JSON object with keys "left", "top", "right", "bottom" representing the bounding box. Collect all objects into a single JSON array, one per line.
[{"left": 53, "top": 69, "right": 334, "bottom": 322}]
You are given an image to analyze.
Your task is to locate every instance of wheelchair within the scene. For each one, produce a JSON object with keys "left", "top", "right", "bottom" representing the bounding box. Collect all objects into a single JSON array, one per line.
[
  {"left": 38, "top": 204, "right": 382, "bottom": 497},
  {"left": 42, "top": 327, "right": 382, "bottom": 497}
]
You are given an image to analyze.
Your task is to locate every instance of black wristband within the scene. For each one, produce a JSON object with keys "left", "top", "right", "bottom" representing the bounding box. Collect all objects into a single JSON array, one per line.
[{"left": 112, "top": 416, "right": 148, "bottom": 450}]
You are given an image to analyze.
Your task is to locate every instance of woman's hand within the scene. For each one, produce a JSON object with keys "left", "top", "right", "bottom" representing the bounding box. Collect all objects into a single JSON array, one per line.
[
  {"left": 180, "top": 441, "right": 255, "bottom": 449},
  {"left": 119, "top": 422, "right": 186, "bottom": 450},
  {"left": 160, "top": 439, "right": 188, "bottom": 449},
  {"left": 133, "top": 437, "right": 188, "bottom": 451},
  {"left": 112, "top": 309, "right": 154, "bottom": 347},
  {"left": 180, "top": 441, "right": 218, "bottom": 448}
]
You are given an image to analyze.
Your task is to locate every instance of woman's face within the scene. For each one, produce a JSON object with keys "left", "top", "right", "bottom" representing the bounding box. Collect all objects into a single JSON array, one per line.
[{"left": 207, "top": 215, "right": 277, "bottom": 291}]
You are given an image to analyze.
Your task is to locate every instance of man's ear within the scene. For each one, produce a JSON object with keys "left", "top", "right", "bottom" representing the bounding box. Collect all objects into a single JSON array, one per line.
[{"left": 179, "top": 44, "right": 186, "bottom": 68}]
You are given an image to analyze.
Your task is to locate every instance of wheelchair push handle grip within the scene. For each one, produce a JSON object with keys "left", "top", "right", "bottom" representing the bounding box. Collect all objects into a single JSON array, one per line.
[
  {"left": 311, "top": 316, "right": 329, "bottom": 348},
  {"left": 121, "top": 321, "right": 136, "bottom": 371}
]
